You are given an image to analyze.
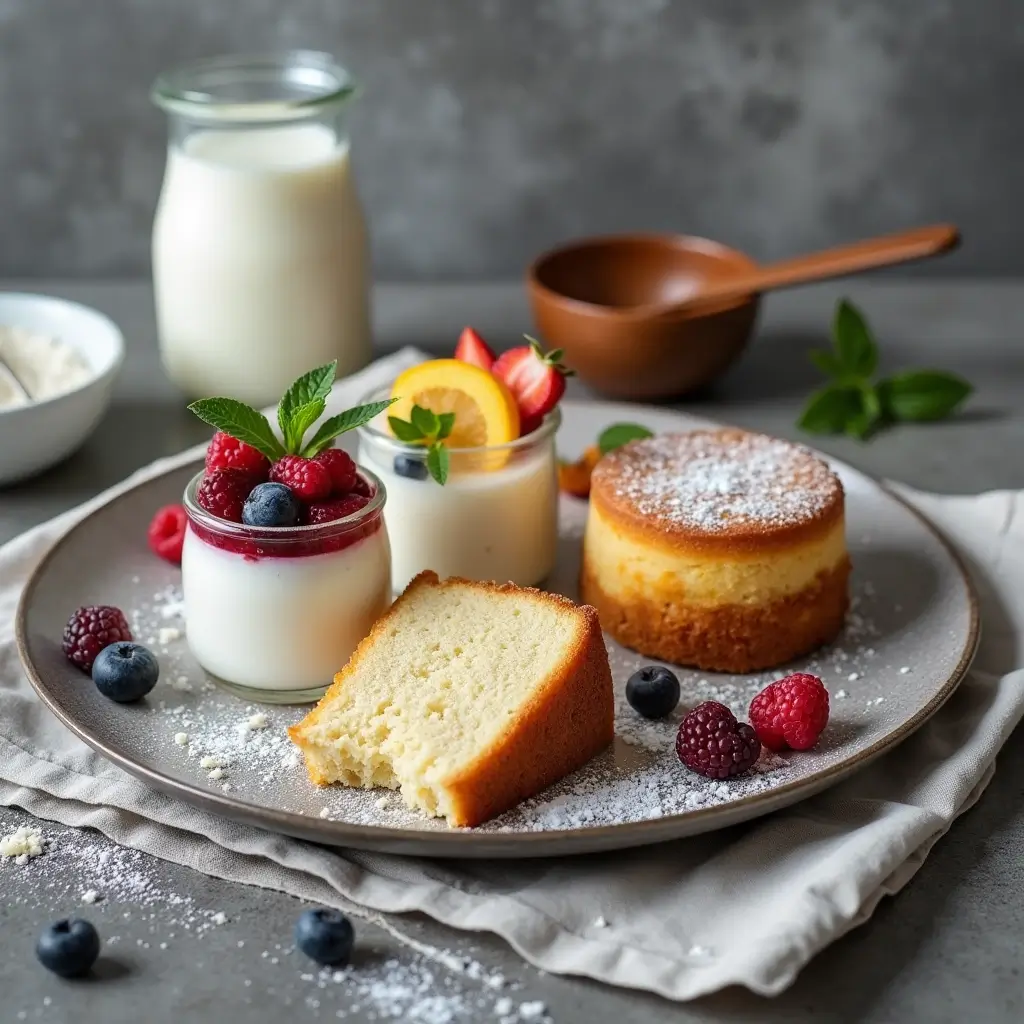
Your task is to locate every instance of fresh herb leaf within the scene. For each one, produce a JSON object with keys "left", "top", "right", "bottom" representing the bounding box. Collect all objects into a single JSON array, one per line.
[
  {"left": 283, "top": 397, "right": 327, "bottom": 453},
  {"left": 188, "top": 398, "right": 285, "bottom": 461},
  {"left": 809, "top": 348, "right": 847, "bottom": 380},
  {"left": 877, "top": 371, "right": 972, "bottom": 422},
  {"left": 437, "top": 412, "right": 456, "bottom": 441},
  {"left": 833, "top": 299, "right": 878, "bottom": 378},
  {"left": 300, "top": 398, "right": 397, "bottom": 457},
  {"left": 388, "top": 416, "right": 425, "bottom": 443},
  {"left": 277, "top": 362, "right": 337, "bottom": 450},
  {"left": 426, "top": 443, "right": 450, "bottom": 485},
  {"left": 797, "top": 385, "right": 864, "bottom": 434},
  {"left": 598, "top": 422, "right": 654, "bottom": 455},
  {"left": 411, "top": 404, "right": 439, "bottom": 438}
]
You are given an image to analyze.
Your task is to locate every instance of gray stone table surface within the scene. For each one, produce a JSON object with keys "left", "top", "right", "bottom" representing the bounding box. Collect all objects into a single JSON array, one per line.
[{"left": 1, "top": 279, "right": 1023, "bottom": 1022}]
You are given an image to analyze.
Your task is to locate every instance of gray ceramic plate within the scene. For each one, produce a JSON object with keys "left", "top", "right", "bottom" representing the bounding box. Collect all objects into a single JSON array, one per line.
[{"left": 16, "top": 402, "right": 978, "bottom": 858}]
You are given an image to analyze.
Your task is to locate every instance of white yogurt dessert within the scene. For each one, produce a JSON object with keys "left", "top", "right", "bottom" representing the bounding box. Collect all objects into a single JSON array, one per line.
[{"left": 181, "top": 469, "right": 391, "bottom": 700}]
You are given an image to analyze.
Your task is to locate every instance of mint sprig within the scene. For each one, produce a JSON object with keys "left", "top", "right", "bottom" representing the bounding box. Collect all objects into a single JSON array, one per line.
[
  {"left": 797, "top": 299, "right": 972, "bottom": 441},
  {"left": 387, "top": 405, "right": 454, "bottom": 485},
  {"left": 598, "top": 422, "right": 654, "bottom": 455},
  {"left": 188, "top": 360, "right": 396, "bottom": 459}
]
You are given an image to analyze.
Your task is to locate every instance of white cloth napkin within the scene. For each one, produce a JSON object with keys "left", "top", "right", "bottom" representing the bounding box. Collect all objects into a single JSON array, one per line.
[{"left": 2, "top": 348, "right": 1022, "bottom": 1001}]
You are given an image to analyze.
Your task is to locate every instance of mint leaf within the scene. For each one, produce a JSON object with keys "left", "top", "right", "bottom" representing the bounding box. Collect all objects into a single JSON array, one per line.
[
  {"left": 437, "top": 412, "right": 456, "bottom": 441},
  {"left": 283, "top": 397, "right": 327, "bottom": 453},
  {"left": 598, "top": 422, "right": 654, "bottom": 455},
  {"left": 844, "top": 387, "right": 882, "bottom": 440},
  {"left": 388, "top": 416, "right": 425, "bottom": 443},
  {"left": 833, "top": 299, "right": 877, "bottom": 378},
  {"left": 188, "top": 398, "right": 286, "bottom": 460},
  {"left": 797, "top": 385, "right": 863, "bottom": 434},
  {"left": 426, "top": 443, "right": 449, "bottom": 485},
  {"left": 411, "top": 405, "right": 439, "bottom": 438},
  {"left": 878, "top": 371, "right": 972, "bottom": 422},
  {"left": 300, "top": 398, "right": 397, "bottom": 456},
  {"left": 809, "top": 348, "right": 846, "bottom": 379},
  {"left": 278, "top": 362, "right": 337, "bottom": 450}
]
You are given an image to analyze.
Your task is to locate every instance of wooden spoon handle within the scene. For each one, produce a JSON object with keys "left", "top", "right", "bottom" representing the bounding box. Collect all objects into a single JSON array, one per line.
[{"left": 693, "top": 224, "right": 960, "bottom": 305}]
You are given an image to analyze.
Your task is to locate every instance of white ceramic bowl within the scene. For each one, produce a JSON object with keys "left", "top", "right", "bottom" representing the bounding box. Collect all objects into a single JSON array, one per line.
[{"left": 0, "top": 293, "right": 125, "bottom": 486}]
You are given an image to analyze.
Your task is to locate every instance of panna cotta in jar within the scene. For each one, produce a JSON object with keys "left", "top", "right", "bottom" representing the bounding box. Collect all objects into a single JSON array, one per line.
[{"left": 181, "top": 468, "right": 391, "bottom": 701}]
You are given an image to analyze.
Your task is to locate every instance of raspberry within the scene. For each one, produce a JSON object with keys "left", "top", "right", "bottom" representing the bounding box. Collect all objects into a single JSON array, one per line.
[
  {"left": 270, "top": 455, "right": 332, "bottom": 502},
  {"left": 749, "top": 673, "right": 829, "bottom": 751},
  {"left": 313, "top": 448, "right": 358, "bottom": 495},
  {"left": 350, "top": 474, "right": 373, "bottom": 498},
  {"left": 205, "top": 432, "right": 270, "bottom": 480},
  {"left": 675, "top": 701, "right": 761, "bottom": 779},
  {"left": 147, "top": 504, "right": 187, "bottom": 564},
  {"left": 304, "top": 495, "right": 369, "bottom": 525},
  {"left": 196, "top": 468, "right": 254, "bottom": 523},
  {"left": 62, "top": 605, "right": 132, "bottom": 673}
]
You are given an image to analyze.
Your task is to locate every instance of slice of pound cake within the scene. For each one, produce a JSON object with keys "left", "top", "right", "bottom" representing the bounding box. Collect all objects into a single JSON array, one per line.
[{"left": 288, "top": 571, "right": 614, "bottom": 827}]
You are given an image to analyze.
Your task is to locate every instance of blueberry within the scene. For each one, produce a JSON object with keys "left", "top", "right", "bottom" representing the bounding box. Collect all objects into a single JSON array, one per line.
[
  {"left": 393, "top": 454, "right": 428, "bottom": 481},
  {"left": 242, "top": 482, "right": 301, "bottom": 527},
  {"left": 295, "top": 908, "right": 355, "bottom": 966},
  {"left": 626, "top": 666, "right": 681, "bottom": 720},
  {"left": 91, "top": 642, "right": 159, "bottom": 703},
  {"left": 36, "top": 919, "right": 100, "bottom": 978}
]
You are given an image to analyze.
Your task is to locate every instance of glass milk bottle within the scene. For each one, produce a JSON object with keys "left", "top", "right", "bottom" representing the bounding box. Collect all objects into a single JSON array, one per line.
[{"left": 151, "top": 52, "right": 371, "bottom": 406}]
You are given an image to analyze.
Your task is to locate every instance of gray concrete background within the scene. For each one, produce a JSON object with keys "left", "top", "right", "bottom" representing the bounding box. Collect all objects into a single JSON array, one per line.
[{"left": 0, "top": 0, "right": 1019, "bottom": 279}]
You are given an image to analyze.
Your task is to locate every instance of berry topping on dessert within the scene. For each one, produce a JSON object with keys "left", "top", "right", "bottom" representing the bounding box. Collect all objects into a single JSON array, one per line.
[
  {"left": 392, "top": 453, "right": 429, "bottom": 481},
  {"left": 749, "top": 673, "right": 830, "bottom": 751},
  {"left": 492, "top": 337, "right": 573, "bottom": 436},
  {"left": 243, "top": 482, "right": 301, "bottom": 527},
  {"left": 625, "top": 666, "right": 680, "bottom": 720},
  {"left": 62, "top": 605, "right": 132, "bottom": 672},
  {"left": 36, "top": 919, "right": 101, "bottom": 978},
  {"left": 454, "top": 325, "right": 497, "bottom": 371},
  {"left": 196, "top": 467, "right": 253, "bottom": 523},
  {"left": 205, "top": 431, "right": 270, "bottom": 480},
  {"left": 305, "top": 494, "right": 369, "bottom": 525},
  {"left": 313, "top": 448, "right": 358, "bottom": 494},
  {"left": 269, "top": 454, "right": 332, "bottom": 502},
  {"left": 675, "top": 701, "right": 761, "bottom": 779},
  {"left": 147, "top": 504, "right": 187, "bottom": 564},
  {"left": 91, "top": 642, "right": 160, "bottom": 703},
  {"left": 295, "top": 908, "right": 355, "bottom": 967}
]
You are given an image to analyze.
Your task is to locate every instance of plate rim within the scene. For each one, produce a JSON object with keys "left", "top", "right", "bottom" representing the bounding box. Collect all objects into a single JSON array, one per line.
[{"left": 14, "top": 401, "right": 981, "bottom": 857}]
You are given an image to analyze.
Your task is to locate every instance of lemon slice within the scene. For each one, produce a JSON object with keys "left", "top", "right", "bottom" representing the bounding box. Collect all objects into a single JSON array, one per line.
[{"left": 389, "top": 360, "right": 520, "bottom": 449}]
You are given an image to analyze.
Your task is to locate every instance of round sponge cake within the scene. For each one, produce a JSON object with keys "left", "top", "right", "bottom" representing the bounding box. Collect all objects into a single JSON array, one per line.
[{"left": 580, "top": 429, "right": 850, "bottom": 672}]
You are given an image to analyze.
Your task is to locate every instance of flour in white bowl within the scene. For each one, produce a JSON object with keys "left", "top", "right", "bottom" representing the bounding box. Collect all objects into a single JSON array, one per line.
[{"left": 0, "top": 324, "right": 92, "bottom": 409}]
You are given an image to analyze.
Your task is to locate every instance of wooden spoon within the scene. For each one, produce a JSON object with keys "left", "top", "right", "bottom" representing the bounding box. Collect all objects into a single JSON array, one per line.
[{"left": 652, "top": 224, "right": 960, "bottom": 315}]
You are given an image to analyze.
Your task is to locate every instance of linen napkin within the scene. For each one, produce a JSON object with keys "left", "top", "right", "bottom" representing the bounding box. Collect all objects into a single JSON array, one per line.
[{"left": 2, "top": 348, "right": 1022, "bottom": 1002}]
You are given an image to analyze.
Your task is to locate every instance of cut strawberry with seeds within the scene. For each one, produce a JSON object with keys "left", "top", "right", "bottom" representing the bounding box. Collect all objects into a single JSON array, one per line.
[
  {"left": 205, "top": 431, "right": 271, "bottom": 480},
  {"left": 147, "top": 504, "right": 187, "bottom": 564},
  {"left": 492, "top": 336, "right": 572, "bottom": 437},
  {"left": 196, "top": 468, "right": 255, "bottom": 523},
  {"left": 454, "top": 326, "right": 497, "bottom": 371},
  {"left": 313, "top": 448, "right": 358, "bottom": 496},
  {"left": 270, "top": 455, "right": 332, "bottom": 502}
]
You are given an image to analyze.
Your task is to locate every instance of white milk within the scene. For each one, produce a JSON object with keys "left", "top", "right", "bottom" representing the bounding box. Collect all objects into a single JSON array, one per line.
[{"left": 153, "top": 124, "right": 371, "bottom": 406}]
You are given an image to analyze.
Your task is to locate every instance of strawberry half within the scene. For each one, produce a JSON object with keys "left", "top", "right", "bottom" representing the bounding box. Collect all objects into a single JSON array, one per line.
[
  {"left": 454, "top": 326, "right": 497, "bottom": 371},
  {"left": 492, "top": 337, "right": 573, "bottom": 435}
]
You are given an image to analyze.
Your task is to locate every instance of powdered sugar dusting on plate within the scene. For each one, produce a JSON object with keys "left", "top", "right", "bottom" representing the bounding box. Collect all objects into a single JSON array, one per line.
[{"left": 600, "top": 430, "right": 840, "bottom": 532}]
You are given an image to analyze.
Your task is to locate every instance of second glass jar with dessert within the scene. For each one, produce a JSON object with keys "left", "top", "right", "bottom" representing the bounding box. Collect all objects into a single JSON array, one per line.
[
  {"left": 357, "top": 397, "right": 560, "bottom": 592},
  {"left": 181, "top": 466, "right": 391, "bottom": 702}
]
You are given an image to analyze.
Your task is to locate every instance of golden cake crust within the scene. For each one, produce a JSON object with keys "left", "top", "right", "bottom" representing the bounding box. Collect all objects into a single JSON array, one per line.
[
  {"left": 591, "top": 429, "right": 845, "bottom": 555},
  {"left": 288, "top": 571, "right": 614, "bottom": 828}
]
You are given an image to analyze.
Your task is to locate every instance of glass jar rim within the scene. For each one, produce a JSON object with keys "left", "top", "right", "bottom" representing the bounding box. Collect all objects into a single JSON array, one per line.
[
  {"left": 182, "top": 466, "right": 385, "bottom": 542},
  {"left": 356, "top": 386, "right": 562, "bottom": 455},
  {"left": 151, "top": 50, "right": 356, "bottom": 124}
]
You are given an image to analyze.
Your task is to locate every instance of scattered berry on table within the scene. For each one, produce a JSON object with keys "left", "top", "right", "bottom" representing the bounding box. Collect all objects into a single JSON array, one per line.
[
  {"left": 270, "top": 455, "right": 332, "bottom": 502},
  {"left": 295, "top": 908, "right": 355, "bottom": 967},
  {"left": 393, "top": 454, "right": 429, "bottom": 481},
  {"left": 147, "top": 504, "right": 187, "bottom": 564},
  {"left": 205, "top": 431, "right": 270, "bottom": 480},
  {"left": 305, "top": 495, "right": 369, "bottom": 525},
  {"left": 91, "top": 642, "right": 160, "bottom": 703},
  {"left": 626, "top": 666, "right": 681, "bottom": 720},
  {"left": 36, "top": 919, "right": 101, "bottom": 978},
  {"left": 454, "top": 325, "right": 497, "bottom": 371},
  {"left": 313, "top": 448, "right": 358, "bottom": 495},
  {"left": 748, "top": 673, "right": 830, "bottom": 751},
  {"left": 196, "top": 467, "right": 254, "bottom": 523},
  {"left": 62, "top": 605, "right": 132, "bottom": 673},
  {"left": 676, "top": 701, "right": 761, "bottom": 779},
  {"left": 242, "top": 482, "right": 301, "bottom": 527}
]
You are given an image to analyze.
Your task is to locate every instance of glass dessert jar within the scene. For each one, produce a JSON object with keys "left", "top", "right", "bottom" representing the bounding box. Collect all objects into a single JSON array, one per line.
[
  {"left": 357, "top": 394, "right": 560, "bottom": 593},
  {"left": 181, "top": 467, "right": 391, "bottom": 702},
  {"left": 151, "top": 52, "right": 371, "bottom": 407}
]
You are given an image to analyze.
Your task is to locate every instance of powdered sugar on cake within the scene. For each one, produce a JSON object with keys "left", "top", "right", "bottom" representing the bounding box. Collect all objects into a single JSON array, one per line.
[{"left": 601, "top": 430, "right": 841, "bottom": 532}]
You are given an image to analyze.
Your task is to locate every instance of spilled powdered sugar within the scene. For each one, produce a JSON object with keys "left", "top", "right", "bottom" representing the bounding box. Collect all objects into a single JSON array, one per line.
[{"left": 599, "top": 430, "right": 841, "bottom": 531}]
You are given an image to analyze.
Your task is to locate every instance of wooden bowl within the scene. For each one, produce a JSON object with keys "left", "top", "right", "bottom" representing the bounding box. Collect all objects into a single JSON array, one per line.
[{"left": 526, "top": 234, "right": 760, "bottom": 399}]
